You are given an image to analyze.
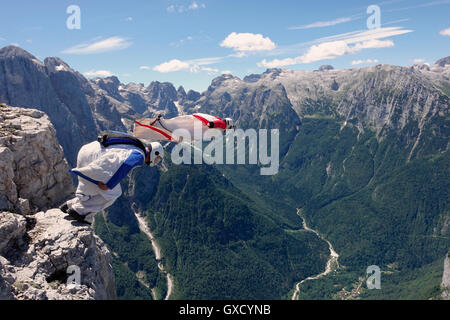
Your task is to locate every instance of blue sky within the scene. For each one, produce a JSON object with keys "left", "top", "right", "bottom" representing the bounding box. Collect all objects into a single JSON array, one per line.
[{"left": 1, "top": 0, "right": 449, "bottom": 92}]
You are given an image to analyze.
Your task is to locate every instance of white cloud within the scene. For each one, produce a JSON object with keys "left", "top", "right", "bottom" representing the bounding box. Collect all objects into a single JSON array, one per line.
[
  {"left": 189, "top": 2, "right": 205, "bottom": 9},
  {"left": 153, "top": 56, "right": 227, "bottom": 74},
  {"left": 26, "top": 39, "right": 32, "bottom": 43},
  {"left": 412, "top": 58, "right": 426, "bottom": 64},
  {"left": 139, "top": 66, "right": 150, "bottom": 70},
  {"left": 62, "top": 37, "right": 132, "bottom": 54},
  {"left": 187, "top": 56, "right": 224, "bottom": 66},
  {"left": 259, "top": 39, "right": 393, "bottom": 68},
  {"left": 221, "top": 32, "right": 276, "bottom": 53},
  {"left": 153, "top": 59, "right": 190, "bottom": 73},
  {"left": 319, "top": 27, "right": 412, "bottom": 45},
  {"left": 351, "top": 39, "right": 394, "bottom": 50},
  {"left": 125, "top": 17, "right": 133, "bottom": 22},
  {"left": 351, "top": 59, "right": 379, "bottom": 65},
  {"left": 170, "top": 35, "right": 194, "bottom": 47},
  {"left": 387, "top": 0, "right": 450, "bottom": 13},
  {"left": 259, "top": 27, "right": 410, "bottom": 68},
  {"left": 440, "top": 28, "right": 450, "bottom": 36},
  {"left": 222, "top": 70, "right": 232, "bottom": 74},
  {"left": 200, "top": 67, "right": 219, "bottom": 74},
  {"left": 230, "top": 51, "right": 248, "bottom": 58},
  {"left": 167, "top": 2, "right": 205, "bottom": 13},
  {"left": 84, "top": 70, "right": 114, "bottom": 77},
  {"left": 289, "top": 16, "right": 354, "bottom": 30}
]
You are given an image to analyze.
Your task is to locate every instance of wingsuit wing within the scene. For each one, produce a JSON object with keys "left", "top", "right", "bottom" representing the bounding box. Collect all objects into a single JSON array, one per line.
[
  {"left": 133, "top": 114, "right": 229, "bottom": 143},
  {"left": 134, "top": 118, "right": 175, "bottom": 142}
]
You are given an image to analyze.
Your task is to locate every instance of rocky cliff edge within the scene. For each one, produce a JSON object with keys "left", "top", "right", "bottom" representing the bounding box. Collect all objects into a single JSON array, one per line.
[{"left": 0, "top": 103, "right": 116, "bottom": 300}]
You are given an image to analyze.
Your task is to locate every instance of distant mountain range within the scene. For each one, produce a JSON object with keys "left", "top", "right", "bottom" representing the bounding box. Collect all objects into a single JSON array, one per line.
[{"left": 1, "top": 45, "right": 448, "bottom": 299}]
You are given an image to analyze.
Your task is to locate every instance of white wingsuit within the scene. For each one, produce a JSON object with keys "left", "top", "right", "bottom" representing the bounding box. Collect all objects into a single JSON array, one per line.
[{"left": 67, "top": 141, "right": 146, "bottom": 216}]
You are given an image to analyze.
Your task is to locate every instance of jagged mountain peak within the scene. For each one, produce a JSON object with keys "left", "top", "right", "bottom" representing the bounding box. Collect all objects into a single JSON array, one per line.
[
  {"left": 209, "top": 73, "right": 241, "bottom": 89},
  {"left": 318, "top": 64, "right": 334, "bottom": 71},
  {"left": 177, "top": 85, "right": 186, "bottom": 96},
  {"left": 435, "top": 55, "right": 450, "bottom": 67},
  {"left": 44, "top": 57, "right": 74, "bottom": 73},
  {"left": 0, "top": 45, "right": 36, "bottom": 60}
]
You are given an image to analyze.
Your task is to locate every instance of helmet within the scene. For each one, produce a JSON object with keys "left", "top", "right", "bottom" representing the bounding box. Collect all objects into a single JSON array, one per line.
[
  {"left": 224, "top": 118, "right": 234, "bottom": 129},
  {"left": 147, "top": 142, "right": 164, "bottom": 167}
]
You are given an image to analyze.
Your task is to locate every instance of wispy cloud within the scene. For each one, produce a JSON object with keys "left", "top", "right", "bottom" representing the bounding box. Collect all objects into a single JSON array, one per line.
[
  {"left": 412, "top": 58, "right": 426, "bottom": 64},
  {"left": 381, "top": 18, "right": 410, "bottom": 26},
  {"left": 288, "top": 16, "right": 359, "bottom": 30},
  {"left": 125, "top": 17, "right": 133, "bottom": 22},
  {"left": 167, "top": 2, "right": 206, "bottom": 13},
  {"left": 386, "top": 0, "right": 450, "bottom": 12},
  {"left": 62, "top": 37, "right": 132, "bottom": 54},
  {"left": 139, "top": 66, "right": 150, "bottom": 70},
  {"left": 259, "top": 27, "right": 411, "bottom": 68},
  {"left": 260, "top": 40, "right": 393, "bottom": 68},
  {"left": 351, "top": 58, "right": 379, "bottom": 65},
  {"left": 84, "top": 70, "right": 114, "bottom": 77},
  {"left": 311, "top": 26, "right": 413, "bottom": 44},
  {"left": 170, "top": 35, "right": 193, "bottom": 47},
  {"left": 440, "top": 27, "right": 450, "bottom": 36},
  {"left": 0, "top": 37, "right": 5, "bottom": 41}
]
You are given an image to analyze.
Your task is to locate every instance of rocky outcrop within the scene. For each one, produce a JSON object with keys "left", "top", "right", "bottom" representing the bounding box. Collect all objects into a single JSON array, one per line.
[
  {"left": 0, "top": 46, "right": 93, "bottom": 166},
  {"left": 44, "top": 57, "right": 98, "bottom": 143},
  {"left": 318, "top": 65, "right": 334, "bottom": 71},
  {"left": 435, "top": 56, "right": 450, "bottom": 67},
  {"left": 0, "top": 104, "right": 74, "bottom": 212},
  {"left": 442, "top": 252, "right": 450, "bottom": 300},
  {"left": 0, "top": 104, "right": 116, "bottom": 300},
  {"left": 0, "top": 209, "right": 116, "bottom": 300}
]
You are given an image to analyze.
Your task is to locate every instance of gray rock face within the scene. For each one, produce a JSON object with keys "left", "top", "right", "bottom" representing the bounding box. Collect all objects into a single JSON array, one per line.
[
  {"left": 177, "top": 85, "right": 187, "bottom": 101},
  {"left": 186, "top": 89, "right": 201, "bottom": 102},
  {"left": 442, "top": 252, "right": 450, "bottom": 300},
  {"left": 318, "top": 65, "right": 334, "bottom": 71},
  {"left": 0, "top": 104, "right": 74, "bottom": 212},
  {"left": 0, "top": 104, "right": 116, "bottom": 300},
  {"left": 44, "top": 57, "right": 98, "bottom": 143},
  {"left": 145, "top": 81, "right": 179, "bottom": 117},
  {"left": 0, "top": 209, "right": 116, "bottom": 300},
  {"left": 0, "top": 46, "right": 92, "bottom": 166},
  {"left": 435, "top": 56, "right": 450, "bottom": 67},
  {"left": 0, "top": 212, "right": 26, "bottom": 255}
]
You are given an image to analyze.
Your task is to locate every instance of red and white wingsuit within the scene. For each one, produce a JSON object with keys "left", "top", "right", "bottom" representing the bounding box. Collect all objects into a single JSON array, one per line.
[{"left": 133, "top": 113, "right": 234, "bottom": 143}]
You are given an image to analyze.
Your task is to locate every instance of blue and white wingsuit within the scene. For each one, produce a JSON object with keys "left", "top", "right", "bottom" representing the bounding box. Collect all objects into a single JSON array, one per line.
[{"left": 67, "top": 141, "right": 145, "bottom": 216}]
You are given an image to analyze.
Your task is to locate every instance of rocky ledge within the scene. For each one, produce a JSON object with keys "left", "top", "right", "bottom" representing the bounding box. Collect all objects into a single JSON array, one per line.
[
  {"left": 0, "top": 104, "right": 116, "bottom": 300},
  {"left": 0, "top": 103, "right": 74, "bottom": 213},
  {"left": 0, "top": 209, "right": 115, "bottom": 299}
]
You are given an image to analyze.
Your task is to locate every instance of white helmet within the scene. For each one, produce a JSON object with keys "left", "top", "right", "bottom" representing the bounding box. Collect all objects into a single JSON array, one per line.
[
  {"left": 224, "top": 118, "right": 234, "bottom": 129},
  {"left": 147, "top": 142, "right": 164, "bottom": 166}
]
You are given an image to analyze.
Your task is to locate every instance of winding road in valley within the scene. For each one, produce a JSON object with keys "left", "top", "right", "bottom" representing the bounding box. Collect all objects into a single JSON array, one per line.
[
  {"left": 291, "top": 208, "right": 339, "bottom": 300},
  {"left": 134, "top": 211, "right": 174, "bottom": 300}
]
